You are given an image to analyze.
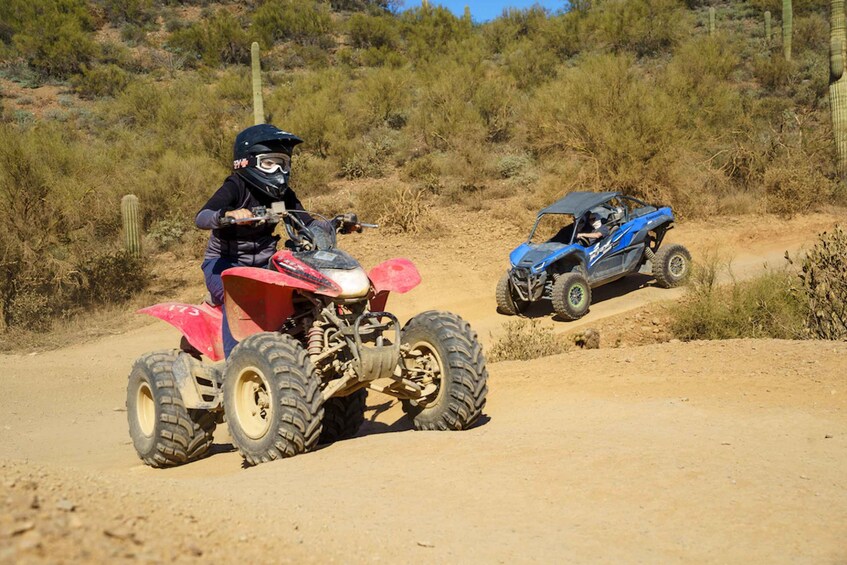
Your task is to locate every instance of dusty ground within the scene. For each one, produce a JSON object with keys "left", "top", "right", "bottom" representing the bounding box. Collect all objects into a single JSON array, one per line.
[{"left": 1, "top": 212, "right": 845, "bottom": 563}]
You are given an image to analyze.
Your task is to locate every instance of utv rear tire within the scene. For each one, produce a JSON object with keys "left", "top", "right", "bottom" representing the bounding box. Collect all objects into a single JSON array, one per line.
[
  {"left": 400, "top": 311, "right": 488, "bottom": 431},
  {"left": 127, "top": 350, "right": 216, "bottom": 468},
  {"left": 223, "top": 333, "right": 323, "bottom": 466},
  {"left": 319, "top": 388, "right": 367, "bottom": 444},
  {"left": 496, "top": 273, "right": 527, "bottom": 316},
  {"left": 653, "top": 244, "right": 692, "bottom": 288},
  {"left": 551, "top": 272, "right": 591, "bottom": 321}
]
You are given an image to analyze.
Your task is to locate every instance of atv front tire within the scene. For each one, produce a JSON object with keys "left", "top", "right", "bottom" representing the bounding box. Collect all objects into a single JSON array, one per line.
[
  {"left": 319, "top": 388, "right": 367, "bottom": 444},
  {"left": 653, "top": 244, "right": 692, "bottom": 288},
  {"left": 551, "top": 272, "right": 591, "bottom": 321},
  {"left": 223, "top": 333, "right": 323, "bottom": 466},
  {"left": 400, "top": 311, "right": 488, "bottom": 431},
  {"left": 127, "top": 350, "right": 216, "bottom": 468},
  {"left": 496, "top": 273, "right": 527, "bottom": 316}
]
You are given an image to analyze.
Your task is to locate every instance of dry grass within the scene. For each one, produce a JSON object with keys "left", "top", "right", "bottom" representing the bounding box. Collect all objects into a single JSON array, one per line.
[{"left": 489, "top": 319, "right": 569, "bottom": 362}]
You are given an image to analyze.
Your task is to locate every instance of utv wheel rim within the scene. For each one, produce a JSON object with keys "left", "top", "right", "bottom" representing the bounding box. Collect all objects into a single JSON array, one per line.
[
  {"left": 669, "top": 255, "right": 687, "bottom": 278},
  {"left": 409, "top": 341, "right": 445, "bottom": 408},
  {"left": 569, "top": 285, "right": 586, "bottom": 308},
  {"left": 136, "top": 382, "right": 155, "bottom": 437},
  {"left": 233, "top": 367, "right": 272, "bottom": 440}
]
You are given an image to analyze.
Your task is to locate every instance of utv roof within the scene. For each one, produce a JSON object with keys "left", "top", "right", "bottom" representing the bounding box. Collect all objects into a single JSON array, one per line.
[{"left": 539, "top": 191, "right": 620, "bottom": 218}]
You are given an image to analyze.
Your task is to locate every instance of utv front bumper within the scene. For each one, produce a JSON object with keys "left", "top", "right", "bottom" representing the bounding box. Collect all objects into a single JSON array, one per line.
[{"left": 509, "top": 268, "right": 548, "bottom": 302}]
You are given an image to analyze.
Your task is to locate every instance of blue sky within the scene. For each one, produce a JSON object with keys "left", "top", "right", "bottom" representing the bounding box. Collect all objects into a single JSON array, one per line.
[{"left": 401, "top": 1, "right": 568, "bottom": 22}]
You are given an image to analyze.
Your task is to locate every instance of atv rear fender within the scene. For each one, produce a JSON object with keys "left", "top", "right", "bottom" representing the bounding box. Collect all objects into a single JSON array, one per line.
[
  {"left": 368, "top": 258, "right": 421, "bottom": 312},
  {"left": 138, "top": 303, "right": 224, "bottom": 361},
  {"left": 222, "top": 266, "right": 342, "bottom": 342}
]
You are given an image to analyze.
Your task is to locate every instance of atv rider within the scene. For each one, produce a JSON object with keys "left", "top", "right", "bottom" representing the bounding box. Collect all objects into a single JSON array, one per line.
[
  {"left": 195, "top": 124, "right": 332, "bottom": 357},
  {"left": 577, "top": 211, "right": 610, "bottom": 246}
]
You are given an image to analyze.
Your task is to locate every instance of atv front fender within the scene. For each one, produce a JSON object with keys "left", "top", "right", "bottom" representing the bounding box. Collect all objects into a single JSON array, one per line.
[
  {"left": 138, "top": 303, "right": 224, "bottom": 361},
  {"left": 221, "top": 267, "right": 329, "bottom": 342},
  {"left": 368, "top": 258, "right": 421, "bottom": 311}
]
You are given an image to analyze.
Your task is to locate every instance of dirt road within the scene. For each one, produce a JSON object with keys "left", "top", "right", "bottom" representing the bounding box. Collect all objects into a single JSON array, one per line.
[{"left": 1, "top": 213, "right": 845, "bottom": 563}]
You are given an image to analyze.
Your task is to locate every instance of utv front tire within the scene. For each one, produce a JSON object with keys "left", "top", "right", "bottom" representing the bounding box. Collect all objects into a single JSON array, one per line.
[
  {"left": 496, "top": 273, "right": 527, "bottom": 316},
  {"left": 319, "top": 388, "right": 367, "bottom": 444},
  {"left": 653, "top": 244, "right": 692, "bottom": 288},
  {"left": 551, "top": 272, "right": 591, "bottom": 321},
  {"left": 400, "top": 311, "right": 488, "bottom": 431},
  {"left": 127, "top": 350, "right": 216, "bottom": 468},
  {"left": 223, "top": 333, "right": 323, "bottom": 466}
]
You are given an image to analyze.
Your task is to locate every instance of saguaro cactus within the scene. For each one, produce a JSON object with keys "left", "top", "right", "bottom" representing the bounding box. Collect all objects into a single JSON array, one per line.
[
  {"left": 783, "top": 0, "right": 793, "bottom": 60},
  {"left": 251, "top": 42, "right": 264, "bottom": 126},
  {"left": 831, "top": 0, "right": 847, "bottom": 177},
  {"left": 709, "top": 7, "right": 716, "bottom": 35},
  {"left": 121, "top": 194, "right": 141, "bottom": 257},
  {"left": 765, "top": 10, "right": 772, "bottom": 44}
]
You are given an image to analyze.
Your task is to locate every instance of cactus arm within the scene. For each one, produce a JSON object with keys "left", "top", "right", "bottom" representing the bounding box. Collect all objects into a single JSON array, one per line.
[
  {"left": 831, "top": 0, "right": 847, "bottom": 177},
  {"left": 765, "top": 11, "right": 772, "bottom": 44}
]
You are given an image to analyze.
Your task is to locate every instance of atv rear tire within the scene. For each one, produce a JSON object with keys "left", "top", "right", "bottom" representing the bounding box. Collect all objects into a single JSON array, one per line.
[
  {"left": 551, "top": 272, "right": 591, "bottom": 321},
  {"left": 652, "top": 244, "right": 692, "bottom": 288},
  {"left": 319, "top": 388, "right": 367, "bottom": 444},
  {"left": 127, "top": 350, "right": 216, "bottom": 468},
  {"left": 400, "top": 311, "right": 488, "bottom": 431},
  {"left": 223, "top": 333, "right": 323, "bottom": 466},
  {"left": 496, "top": 273, "right": 527, "bottom": 316}
]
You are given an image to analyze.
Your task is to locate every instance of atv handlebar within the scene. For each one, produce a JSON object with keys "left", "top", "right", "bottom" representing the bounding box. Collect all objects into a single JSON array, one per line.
[{"left": 218, "top": 206, "right": 376, "bottom": 251}]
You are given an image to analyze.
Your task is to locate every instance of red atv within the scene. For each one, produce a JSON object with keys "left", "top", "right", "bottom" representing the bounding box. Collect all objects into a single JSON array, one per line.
[{"left": 126, "top": 203, "right": 488, "bottom": 467}]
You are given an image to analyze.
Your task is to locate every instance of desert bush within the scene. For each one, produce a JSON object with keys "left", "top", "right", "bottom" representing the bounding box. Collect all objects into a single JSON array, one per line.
[
  {"left": 168, "top": 10, "right": 250, "bottom": 66},
  {"left": 72, "top": 64, "right": 131, "bottom": 98},
  {"left": 100, "top": 0, "right": 154, "bottom": 25},
  {"left": 400, "top": 5, "right": 473, "bottom": 61},
  {"left": 583, "top": 0, "right": 689, "bottom": 56},
  {"left": 253, "top": 0, "right": 335, "bottom": 48},
  {"left": 797, "top": 226, "right": 847, "bottom": 340},
  {"left": 13, "top": 5, "right": 97, "bottom": 78},
  {"left": 522, "top": 53, "right": 683, "bottom": 203},
  {"left": 669, "top": 256, "right": 806, "bottom": 341},
  {"left": 348, "top": 12, "right": 401, "bottom": 50},
  {"left": 489, "top": 319, "right": 566, "bottom": 362},
  {"left": 355, "top": 183, "right": 432, "bottom": 234},
  {"left": 762, "top": 158, "right": 834, "bottom": 217}
]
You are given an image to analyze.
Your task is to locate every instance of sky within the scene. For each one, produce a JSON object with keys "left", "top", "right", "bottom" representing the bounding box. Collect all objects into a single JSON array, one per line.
[{"left": 400, "top": 1, "right": 568, "bottom": 22}]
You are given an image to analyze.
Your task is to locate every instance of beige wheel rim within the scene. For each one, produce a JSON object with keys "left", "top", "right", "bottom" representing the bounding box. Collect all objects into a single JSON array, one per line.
[
  {"left": 409, "top": 341, "right": 446, "bottom": 408},
  {"left": 233, "top": 366, "right": 272, "bottom": 440},
  {"left": 136, "top": 381, "right": 155, "bottom": 437}
]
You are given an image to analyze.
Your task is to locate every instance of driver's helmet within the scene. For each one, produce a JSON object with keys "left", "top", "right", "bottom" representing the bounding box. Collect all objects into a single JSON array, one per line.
[
  {"left": 232, "top": 124, "right": 303, "bottom": 200},
  {"left": 588, "top": 211, "right": 603, "bottom": 230}
]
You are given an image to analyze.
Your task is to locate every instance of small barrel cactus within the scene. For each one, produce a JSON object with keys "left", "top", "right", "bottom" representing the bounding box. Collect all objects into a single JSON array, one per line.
[
  {"left": 251, "top": 42, "right": 264, "bottom": 126},
  {"left": 121, "top": 194, "right": 142, "bottom": 257}
]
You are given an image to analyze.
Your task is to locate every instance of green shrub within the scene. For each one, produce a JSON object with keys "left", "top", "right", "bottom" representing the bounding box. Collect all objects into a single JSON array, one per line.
[
  {"left": 253, "top": 0, "right": 335, "bottom": 48},
  {"left": 348, "top": 12, "right": 401, "bottom": 50},
  {"left": 584, "top": 0, "right": 689, "bottom": 56},
  {"left": 168, "top": 10, "right": 250, "bottom": 66},
  {"left": 355, "top": 183, "right": 433, "bottom": 234},
  {"left": 669, "top": 256, "right": 806, "bottom": 341},
  {"left": 13, "top": 6, "right": 97, "bottom": 78},
  {"left": 489, "top": 319, "right": 566, "bottom": 362},
  {"left": 797, "top": 226, "right": 847, "bottom": 340},
  {"left": 72, "top": 64, "right": 131, "bottom": 98}
]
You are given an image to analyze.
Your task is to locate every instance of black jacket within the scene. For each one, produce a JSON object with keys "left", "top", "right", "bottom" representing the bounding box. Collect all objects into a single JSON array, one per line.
[{"left": 195, "top": 174, "right": 311, "bottom": 266}]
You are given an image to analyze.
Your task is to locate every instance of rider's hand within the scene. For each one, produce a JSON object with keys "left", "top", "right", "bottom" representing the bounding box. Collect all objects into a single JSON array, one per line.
[{"left": 225, "top": 209, "right": 253, "bottom": 220}]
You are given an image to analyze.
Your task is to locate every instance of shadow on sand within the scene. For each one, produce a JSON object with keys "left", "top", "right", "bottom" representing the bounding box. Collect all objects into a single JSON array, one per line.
[{"left": 515, "top": 274, "right": 656, "bottom": 321}]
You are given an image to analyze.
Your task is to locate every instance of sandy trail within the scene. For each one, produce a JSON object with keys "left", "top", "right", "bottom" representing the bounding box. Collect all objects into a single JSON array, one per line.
[{"left": 1, "top": 212, "right": 845, "bottom": 563}]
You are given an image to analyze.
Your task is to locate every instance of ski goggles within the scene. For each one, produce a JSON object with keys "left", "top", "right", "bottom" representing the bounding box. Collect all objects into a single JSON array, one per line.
[{"left": 233, "top": 153, "right": 291, "bottom": 173}]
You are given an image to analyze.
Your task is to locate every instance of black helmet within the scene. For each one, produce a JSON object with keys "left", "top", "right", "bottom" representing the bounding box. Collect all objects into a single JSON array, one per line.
[{"left": 232, "top": 124, "right": 304, "bottom": 200}]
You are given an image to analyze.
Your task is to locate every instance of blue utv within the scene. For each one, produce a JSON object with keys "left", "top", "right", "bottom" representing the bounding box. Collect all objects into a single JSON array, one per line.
[{"left": 497, "top": 191, "right": 692, "bottom": 321}]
